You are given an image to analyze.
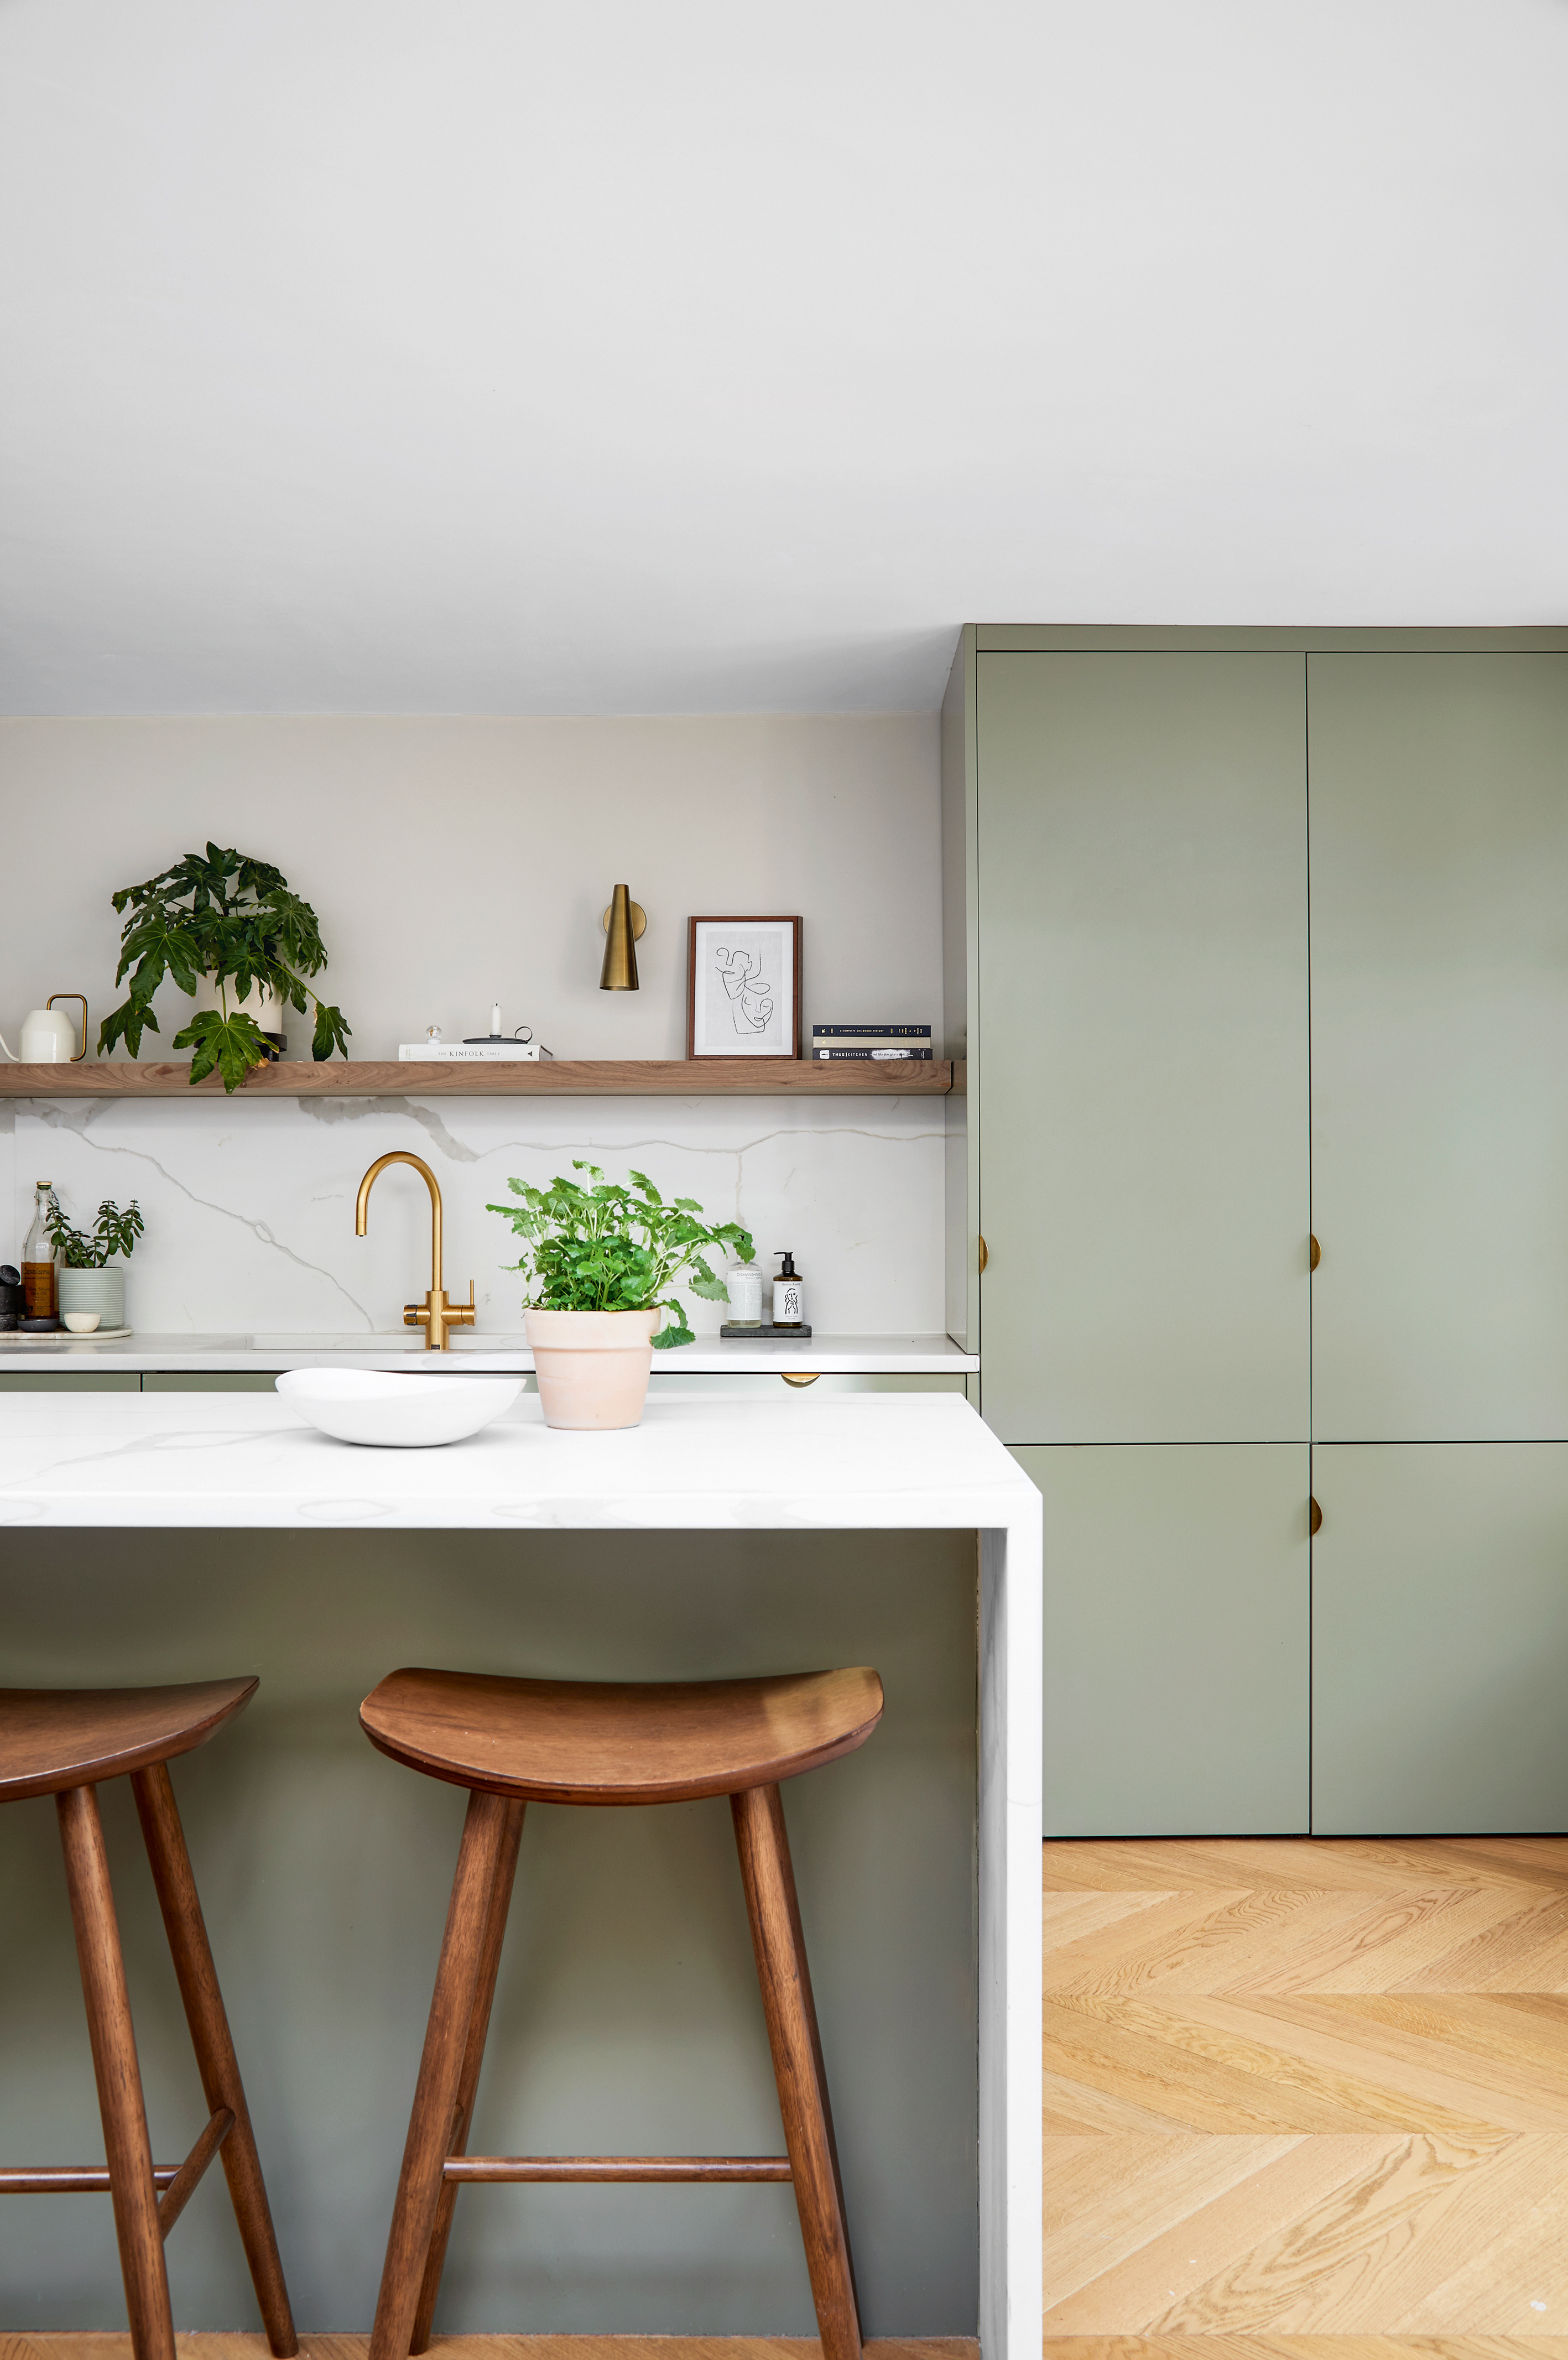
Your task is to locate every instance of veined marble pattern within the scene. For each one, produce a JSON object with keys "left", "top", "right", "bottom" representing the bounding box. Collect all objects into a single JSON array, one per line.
[{"left": 0, "top": 1090, "right": 944, "bottom": 1336}]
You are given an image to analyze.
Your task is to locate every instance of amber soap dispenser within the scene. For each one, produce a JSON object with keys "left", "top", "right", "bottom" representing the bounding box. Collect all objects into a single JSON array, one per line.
[{"left": 772, "top": 1250, "right": 806, "bottom": 1330}]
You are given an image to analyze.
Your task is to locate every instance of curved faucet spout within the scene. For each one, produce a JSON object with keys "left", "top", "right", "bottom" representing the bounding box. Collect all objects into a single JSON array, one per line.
[{"left": 356, "top": 1150, "right": 442, "bottom": 1286}]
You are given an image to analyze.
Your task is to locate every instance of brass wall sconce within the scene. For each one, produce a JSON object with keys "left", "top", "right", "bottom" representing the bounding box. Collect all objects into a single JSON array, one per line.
[{"left": 600, "top": 885, "right": 647, "bottom": 992}]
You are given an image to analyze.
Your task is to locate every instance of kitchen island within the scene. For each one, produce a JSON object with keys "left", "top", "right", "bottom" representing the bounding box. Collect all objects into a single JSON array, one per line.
[{"left": 0, "top": 1388, "right": 1038, "bottom": 2357}]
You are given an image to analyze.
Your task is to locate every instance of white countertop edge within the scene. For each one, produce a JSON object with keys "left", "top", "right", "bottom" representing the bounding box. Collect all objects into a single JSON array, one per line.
[
  {"left": 0, "top": 1391, "right": 1032, "bottom": 1529},
  {"left": 0, "top": 1330, "right": 978, "bottom": 1375},
  {"left": 0, "top": 1492, "right": 1028, "bottom": 1530}
]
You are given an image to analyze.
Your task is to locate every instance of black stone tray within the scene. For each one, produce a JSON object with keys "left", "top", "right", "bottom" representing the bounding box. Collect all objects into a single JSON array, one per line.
[{"left": 719, "top": 1322, "right": 813, "bottom": 1339}]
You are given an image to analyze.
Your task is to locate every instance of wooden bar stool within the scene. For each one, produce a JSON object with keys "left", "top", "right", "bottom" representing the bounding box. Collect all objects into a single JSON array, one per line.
[
  {"left": 0, "top": 1679, "right": 297, "bottom": 2360},
  {"left": 360, "top": 1663, "right": 884, "bottom": 2360}
]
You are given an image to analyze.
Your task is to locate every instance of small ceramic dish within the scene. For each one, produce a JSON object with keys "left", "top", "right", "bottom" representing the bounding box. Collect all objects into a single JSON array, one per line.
[
  {"left": 62, "top": 1311, "right": 102, "bottom": 1334},
  {"left": 276, "top": 1366, "right": 524, "bottom": 1449}
]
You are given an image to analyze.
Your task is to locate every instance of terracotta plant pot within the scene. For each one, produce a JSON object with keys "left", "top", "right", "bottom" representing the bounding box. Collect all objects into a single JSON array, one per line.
[{"left": 524, "top": 1307, "right": 658, "bottom": 1430}]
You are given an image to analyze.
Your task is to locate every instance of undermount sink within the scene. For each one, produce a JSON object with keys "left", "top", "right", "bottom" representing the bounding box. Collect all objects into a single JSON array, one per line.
[
  {"left": 252, "top": 1331, "right": 424, "bottom": 1351},
  {"left": 250, "top": 1331, "right": 526, "bottom": 1352}
]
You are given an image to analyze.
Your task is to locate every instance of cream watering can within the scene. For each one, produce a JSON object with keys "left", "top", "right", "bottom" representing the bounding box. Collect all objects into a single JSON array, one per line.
[{"left": 0, "top": 993, "right": 88, "bottom": 1062}]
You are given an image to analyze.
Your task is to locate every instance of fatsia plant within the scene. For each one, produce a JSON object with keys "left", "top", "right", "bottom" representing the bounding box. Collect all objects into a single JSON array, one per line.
[
  {"left": 487, "top": 1162, "right": 753, "bottom": 1348},
  {"left": 98, "top": 844, "right": 351, "bottom": 1091}
]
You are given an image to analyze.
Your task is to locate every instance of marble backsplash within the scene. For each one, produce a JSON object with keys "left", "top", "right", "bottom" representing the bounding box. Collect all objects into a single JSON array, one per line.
[{"left": 1, "top": 1090, "right": 945, "bottom": 1337}]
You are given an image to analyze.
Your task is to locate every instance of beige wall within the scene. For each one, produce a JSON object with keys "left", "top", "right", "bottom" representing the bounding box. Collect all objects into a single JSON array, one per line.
[{"left": 1, "top": 716, "right": 940, "bottom": 1061}]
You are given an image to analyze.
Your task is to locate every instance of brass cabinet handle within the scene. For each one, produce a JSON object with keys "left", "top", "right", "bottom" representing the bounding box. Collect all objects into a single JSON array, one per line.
[
  {"left": 1310, "top": 1234, "right": 1321, "bottom": 1272},
  {"left": 1310, "top": 1497, "right": 1322, "bottom": 1536},
  {"left": 977, "top": 1234, "right": 989, "bottom": 1274},
  {"left": 781, "top": 1372, "right": 820, "bottom": 1388}
]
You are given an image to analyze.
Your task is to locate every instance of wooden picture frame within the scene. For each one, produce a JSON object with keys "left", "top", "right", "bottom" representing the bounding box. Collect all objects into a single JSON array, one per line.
[{"left": 687, "top": 916, "right": 803, "bottom": 1059}]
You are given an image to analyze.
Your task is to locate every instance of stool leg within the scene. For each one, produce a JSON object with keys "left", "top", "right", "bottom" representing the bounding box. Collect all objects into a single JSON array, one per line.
[
  {"left": 409, "top": 1795, "right": 525, "bottom": 2355},
  {"left": 371, "top": 1785, "right": 513, "bottom": 2360},
  {"left": 732, "top": 1781, "right": 863, "bottom": 2360},
  {"left": 56, "top": 1783, "right": 176, "bottom": 2360},
  {"left": 131, "top": 1760, "right": 299, "bottom": 2358}
]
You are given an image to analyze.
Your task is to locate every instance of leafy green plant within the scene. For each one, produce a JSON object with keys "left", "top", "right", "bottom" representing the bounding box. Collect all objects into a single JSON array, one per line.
[
  {"left": 487, "top": 1162, "right": 753, "bottom": 1348},
  {"left": 45, "top": 1196, "right": 144, "bottom": 1270},
  {"left": 98, "top": 843, "right": 351, "bottom": 1092}
]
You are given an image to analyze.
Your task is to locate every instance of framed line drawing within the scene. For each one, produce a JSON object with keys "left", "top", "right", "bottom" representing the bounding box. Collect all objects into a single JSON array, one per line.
[{"left": 687, "top": 916, "right": 802, "bottom": 1059}]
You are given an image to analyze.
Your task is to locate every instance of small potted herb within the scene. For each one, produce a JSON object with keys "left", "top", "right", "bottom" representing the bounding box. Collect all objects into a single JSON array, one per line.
[
  {"left": 98, "top": 843, "right": 351, "bottom": 1092},
  {"left": 488, "top": 1162, "right": 752, "bottom": 1428},
  {"left": 47, "top": 1197, "right": 144, "bottom": 1332}
]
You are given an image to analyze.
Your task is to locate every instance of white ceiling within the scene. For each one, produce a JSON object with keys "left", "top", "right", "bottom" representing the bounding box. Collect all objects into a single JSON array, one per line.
[{"left": 2, "top": 0, "right": 1565, "bottom": 715}]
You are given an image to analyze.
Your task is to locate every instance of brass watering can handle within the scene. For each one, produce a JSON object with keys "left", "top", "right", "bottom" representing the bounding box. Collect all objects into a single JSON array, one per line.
[{"left": 47, "top": 994, "right": 88, "bottom": 1061}]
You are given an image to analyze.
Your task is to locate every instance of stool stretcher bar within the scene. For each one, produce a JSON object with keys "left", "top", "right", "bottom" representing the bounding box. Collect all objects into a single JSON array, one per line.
[
  {"left": 0, "top": 2104, "right": 234, "bottom": 2237},
  {"left": 445, "top": 2153, "right": 794, "bottom": 2182}
]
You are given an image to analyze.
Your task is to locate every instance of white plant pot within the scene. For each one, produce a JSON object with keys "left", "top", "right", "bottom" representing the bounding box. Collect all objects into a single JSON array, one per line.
[
  {"left": 58, "top": 1267, "right": 125, "bottom": 1329},
  {"left": 192, "top": 975, "right": 284, "bottom": 1030},
  {"left": 524, "top": 1308, "right": 658, "bottom": 1430}
]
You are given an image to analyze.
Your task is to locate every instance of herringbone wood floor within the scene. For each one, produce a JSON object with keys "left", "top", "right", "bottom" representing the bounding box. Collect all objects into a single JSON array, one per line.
[{"left": 1040, "top": 1834, "right": 1568, "bottom": 2357}]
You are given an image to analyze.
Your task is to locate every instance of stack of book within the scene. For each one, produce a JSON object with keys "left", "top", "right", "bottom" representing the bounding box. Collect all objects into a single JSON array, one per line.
[
  {"left": 810, "top": 1023, "right": 932, "bottom": 1061},
  {"left": 398, "top": 1041, "right": 554, "bottom": 1061}
]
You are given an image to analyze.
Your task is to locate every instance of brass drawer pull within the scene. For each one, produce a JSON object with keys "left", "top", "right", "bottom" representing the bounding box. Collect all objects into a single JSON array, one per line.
[
  {"left": 1310, "top": 1497, "right": 1322, "bottom": 1536},
  {"left": 977, "top": 1235, "right": 988, "bottom": 1274},
  {"left": 1310, "top": 1234, "right": 1321, "bottom": 1271},
  {"left": 781, "top": 1372, "right": 820, "bottom": 1388}
]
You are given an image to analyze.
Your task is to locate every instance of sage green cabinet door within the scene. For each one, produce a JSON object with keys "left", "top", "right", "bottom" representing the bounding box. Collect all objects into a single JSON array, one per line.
[
  {"left": 1310, "top": 654, "right": 1568, "bottom": 1439},
  {"left": 977, "top": 653, "right": 1309, "bottom": 1442},
  {"left": 1313, "top": 1444, "right": 1568, "bottom": 1832},
  {"left": 1013, "top": 1443, "right": 1309, "bottom": 1836},
  {"left": 0, "top": 1371, "right": 139, "bottom": 1391}
]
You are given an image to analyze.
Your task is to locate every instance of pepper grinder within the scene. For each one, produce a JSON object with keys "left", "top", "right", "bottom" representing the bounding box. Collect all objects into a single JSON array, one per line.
[{"left": 771, "top": 1250, "right": 806, "bottom": 1330}]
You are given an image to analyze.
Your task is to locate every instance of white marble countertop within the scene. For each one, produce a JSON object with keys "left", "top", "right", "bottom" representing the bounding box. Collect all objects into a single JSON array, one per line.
[
  {"left": 0, "top": 1388, "right": 1021, "bottom": 1528},
  {"left": 0, "top": 1329, "right": 977, "bottom": 1376}
]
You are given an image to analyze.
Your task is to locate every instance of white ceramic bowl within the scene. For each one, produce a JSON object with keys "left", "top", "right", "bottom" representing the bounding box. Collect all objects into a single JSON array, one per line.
[
  {"left": 276, "top": 1367, "right": 524, "bottom": 1448},
  {"left": 62, "top": 1311, "right": 102, "bottom": 1334}
]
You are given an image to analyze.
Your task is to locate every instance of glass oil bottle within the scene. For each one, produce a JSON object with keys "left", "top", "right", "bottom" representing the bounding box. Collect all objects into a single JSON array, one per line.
[{"left": 23, "top": 1181, "right": 60, "bottom": 1321}]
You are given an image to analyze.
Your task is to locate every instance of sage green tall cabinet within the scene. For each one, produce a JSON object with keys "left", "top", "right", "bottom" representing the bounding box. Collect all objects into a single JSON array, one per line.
[
  {"left": 943, "top": 626, "right": 1568, "bottom": 1839},
  {"left": 1309, "top": 650, "right": 1568, "bottom": 1832}
]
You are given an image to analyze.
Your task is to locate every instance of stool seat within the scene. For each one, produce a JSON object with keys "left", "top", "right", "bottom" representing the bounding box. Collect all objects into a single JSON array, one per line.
[
  {"left": 0, "top": 1677, "right": 258, "bottom": 1802},
  {"left": 360, "top": 1665, "right": 883, "bottom": 1805}
]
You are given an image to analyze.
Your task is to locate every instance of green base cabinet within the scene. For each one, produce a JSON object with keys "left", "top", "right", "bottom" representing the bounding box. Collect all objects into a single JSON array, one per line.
[
  {"left": 1312, "top": 1444, "right": 1568, "bottom": 1833},
  {"left": 1013, "top": 1442, "right": 1310, "bottom": 1837}
]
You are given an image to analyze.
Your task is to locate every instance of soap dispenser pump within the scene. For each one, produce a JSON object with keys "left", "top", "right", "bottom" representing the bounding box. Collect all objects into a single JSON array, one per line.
[{"left": 772, "top": 1250, "right": 805, "bottom": 1330}]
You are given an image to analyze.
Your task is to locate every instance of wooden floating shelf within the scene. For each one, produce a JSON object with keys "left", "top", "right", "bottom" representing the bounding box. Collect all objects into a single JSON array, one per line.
[{"left": 0, "top": 1058, "right": 957, "bottom": 1100}]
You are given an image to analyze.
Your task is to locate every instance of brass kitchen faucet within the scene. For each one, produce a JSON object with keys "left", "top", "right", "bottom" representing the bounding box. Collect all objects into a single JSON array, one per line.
[{"left": 355, "top": 1152, "right": 475, "bottom": 1351}]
